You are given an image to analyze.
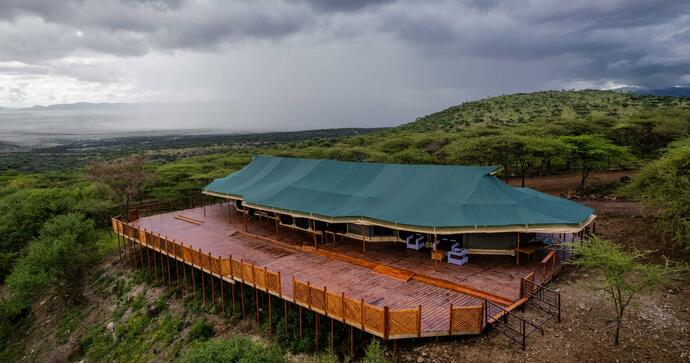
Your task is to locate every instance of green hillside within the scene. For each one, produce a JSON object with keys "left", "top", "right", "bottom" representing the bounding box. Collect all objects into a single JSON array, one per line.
[{"left": 399, "top": 89, "right": 690, "bottom": 132}]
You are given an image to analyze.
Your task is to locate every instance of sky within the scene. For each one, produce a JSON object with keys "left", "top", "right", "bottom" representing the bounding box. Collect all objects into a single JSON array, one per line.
[{"left": 0, "top": 0, "right": 689, "bottom": 130}]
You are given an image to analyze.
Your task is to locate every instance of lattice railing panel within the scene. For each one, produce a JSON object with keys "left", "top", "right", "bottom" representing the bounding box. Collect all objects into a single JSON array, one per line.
[
  {"left": 326, "top": 292, "right": 343, "bottom": 320},
  {"left": 309, "top": 286, "right": 326, "bottom": 313},
  {"left": 266, "top": 271, "right": 281, "bottom": 294},
  {"left": 231, "top": 259, "right": 242, "bottom": 280},
  {"left": 388, "top": 309, "right": 419, "bottom": 337},
  {"left": 219, "top": 259, "right": 232, "bottom": 276},
  {"left": 293, "top": 280, "right": 310, "bottom": 305},
  {"left": 254, "top": 268, "right": 267, "bottom": 290},
  {"left": 343, "top": 296, "right": 362, "bottom": 325},
  {"left": 363, "top": 304, "right": 385, "bottom": 335},
  {"left": 451, "top": 305, "right": 484, "bottom": 334},
  {"left": 242, "top": 262, "right": 254, "bottom": 284}
]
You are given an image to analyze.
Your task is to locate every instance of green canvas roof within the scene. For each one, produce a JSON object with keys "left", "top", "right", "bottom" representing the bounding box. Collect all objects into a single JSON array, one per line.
[{"left": 203, "top": 156, "right": 595, "bottom": 234}]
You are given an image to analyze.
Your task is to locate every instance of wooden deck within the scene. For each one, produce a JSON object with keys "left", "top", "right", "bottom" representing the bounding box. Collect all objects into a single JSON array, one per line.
[{"left": 125, "top": 202, "right": 557, "bottom": 338}]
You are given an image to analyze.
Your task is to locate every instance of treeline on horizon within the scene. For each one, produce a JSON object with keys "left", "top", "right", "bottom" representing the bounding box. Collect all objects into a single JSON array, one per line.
[{"left": 0, "top": 89, "right": 689, "bottom": 360}]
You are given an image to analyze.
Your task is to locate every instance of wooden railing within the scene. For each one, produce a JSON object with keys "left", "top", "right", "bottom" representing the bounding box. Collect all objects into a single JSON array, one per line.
[
  {"left": 113, "top": 216, "right": 485, "bottom": 340},
  {"left": 291, "top": 277, "right": 485, "bottom": 339},
  {"left": 540, "top": 251, "right": 557, "bottom": 284}
]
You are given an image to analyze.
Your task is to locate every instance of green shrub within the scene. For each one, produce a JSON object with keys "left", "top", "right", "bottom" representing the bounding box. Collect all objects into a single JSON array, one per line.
[
  {"left": 362, "top": 339, "right": 391, "bottom": 363},
  {"left": 178, "top": 336, "right": 285, "bottom": 363},
  {"left": 188, "top": 318, "right": 215, "bottom": 341}
]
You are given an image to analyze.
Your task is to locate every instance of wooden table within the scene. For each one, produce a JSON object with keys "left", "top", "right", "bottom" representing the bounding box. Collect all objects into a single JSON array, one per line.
[{"left": 516, "top": 243, "right": 545, "bottom": 262}]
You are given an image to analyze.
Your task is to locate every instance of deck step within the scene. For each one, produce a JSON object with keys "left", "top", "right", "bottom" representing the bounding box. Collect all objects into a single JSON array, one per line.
[
  {"left": 372, "top": 265, "right": 415, "bottom": 281},
  {"left": 174, "top": 214, "right": 205, "bottom": 225}
]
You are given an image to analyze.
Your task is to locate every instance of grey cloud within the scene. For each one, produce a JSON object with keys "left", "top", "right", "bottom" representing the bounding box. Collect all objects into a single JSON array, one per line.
[{"left": 0, "top": 0, "right": 689, "bottom": 113}]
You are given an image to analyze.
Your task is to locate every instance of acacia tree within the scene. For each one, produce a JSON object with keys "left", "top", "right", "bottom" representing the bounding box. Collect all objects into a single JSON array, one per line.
[
  {"left": 85, "top": 154, "right": 155, "bottom": 220},
  {"left": 560, "top": 135, "right": 634, "bottom": 186},
  {"left": 515, "top": 136, "right": 571, "bottom": 187},
  {"left": 569, "top": 237, "right": 683, "bottom": 345}
]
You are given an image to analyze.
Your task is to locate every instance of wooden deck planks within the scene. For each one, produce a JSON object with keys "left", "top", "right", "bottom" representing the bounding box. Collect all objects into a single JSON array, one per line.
[{"left": 132, "top": 204, "right": 545, "bottom": 336}]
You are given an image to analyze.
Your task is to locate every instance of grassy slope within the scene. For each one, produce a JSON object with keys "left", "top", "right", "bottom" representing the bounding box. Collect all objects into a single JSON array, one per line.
[{"left": 398, "top": 89, "right": 690, "bottom": 132}]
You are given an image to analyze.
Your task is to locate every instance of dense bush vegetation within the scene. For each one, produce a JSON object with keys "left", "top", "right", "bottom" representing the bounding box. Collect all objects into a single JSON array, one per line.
[{"left": 624, "top": 138, "right": 690, "bottom": 248}]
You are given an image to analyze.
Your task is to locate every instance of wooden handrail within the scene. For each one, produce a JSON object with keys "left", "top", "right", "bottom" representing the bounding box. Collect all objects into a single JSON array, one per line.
[{"left": 540, "top": 250, "right": 555, "bottom": 264}]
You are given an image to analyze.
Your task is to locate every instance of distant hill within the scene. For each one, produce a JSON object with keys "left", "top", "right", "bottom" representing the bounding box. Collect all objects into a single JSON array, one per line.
[
  {"left": 398, "top": 89, "right": 690, "bottom": 132},
  {"left": 614, "top": 86, "right": 690, "bottom": 98}
]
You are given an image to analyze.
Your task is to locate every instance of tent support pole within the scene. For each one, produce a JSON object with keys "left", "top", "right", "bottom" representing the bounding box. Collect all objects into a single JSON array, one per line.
[
  {"left": 361, "top": 224, "right": 366, "bottom": 254},
  {"left": 516, "top": 232, "right": 520, "bottom": 266},
  {"left": 313, "top": 220, "right": 317, "bottom": 249}
]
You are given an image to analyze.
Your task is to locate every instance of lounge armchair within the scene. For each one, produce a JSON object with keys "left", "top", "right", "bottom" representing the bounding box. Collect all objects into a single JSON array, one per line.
[
  {"left": 406, "top": 234, "right": 425, "bottom": 250},
  {"left": 447, "top": 245, "right": 468, "bottom": 265}
]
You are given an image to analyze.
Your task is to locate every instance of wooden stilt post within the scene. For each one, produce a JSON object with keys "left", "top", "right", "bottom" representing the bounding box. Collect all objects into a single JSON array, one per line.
[
  {"left": 331, "top": 318, "right": 334, "bottom": 351},
  {"left": 153, "top": 240, "right": 159, "bottom": 281},
  {"left": 174, "top": 240, "right": 180, "bottom": 285},
  {"left": 116, "top": 229, "right": 122, "bottom": 261},
  {"left": 146, "top": 242, "right": 152, "bottom": 275},
  {"left": 255, "top": 286, "right": 260, "bottom": 324},
  {"left": 156, "top": 234, "right": 163, "bottom": 283},
  {"left": 299, "top": 306, "right": 303, "bottom": 339},
  {"left": 244, "top": 211, "right": 248, "bottom": 232},
  {"left": 315, "top": 313, "right": 319, "bottom": 352},
  {"left": 191, "top": 257, "right": 197, "bottom": 295},
  {"left": 138, "top": 239, "right": 144, "bottom": 269},
  {"left": 125, "top": 233, "right": 131, "bottom": 266},
  {"left": 231, "top": 282, "right": 236, "bottom": 314},
  {"left": 181, "top": 242, "right": 188, "bottom": 291},
  {"left": 219, "top": 258, "right": 225, "bottom": 313},
  {"left": 240, "top": 282, "right": 246, "bottom": 318},
  {"left": 275, "top": 216, "right": 279, "bottom": 241},
  {"left": 210, "top": 254, "right": 216, "bottom": 307},
  {"left": 200, "top": 249, "right": 206, "bottom": 305},
  {"left": 166, "top": 239, "right": 172, "bottom": 287},
  {"left": 268, "top": 293, "right": 272, "bottom": 337},
  {"left": 350, "top": 326, "right": 354, "bottom": 357},
  {"left": 284, "top": 300, "right": 288, "bottom": 335}
]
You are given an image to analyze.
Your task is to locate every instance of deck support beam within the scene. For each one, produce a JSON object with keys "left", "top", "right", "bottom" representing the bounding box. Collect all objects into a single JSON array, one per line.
[{"left": 284, "top": 300, "right": 288, "bottom": 335}]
